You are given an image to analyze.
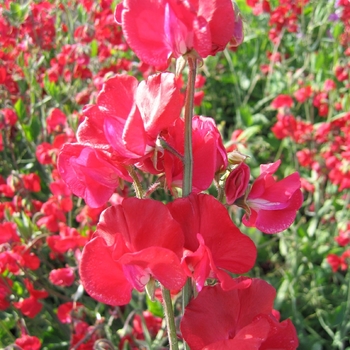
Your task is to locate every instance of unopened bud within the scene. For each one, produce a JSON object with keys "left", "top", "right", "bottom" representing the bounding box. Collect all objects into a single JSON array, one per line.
[
  {"left": 227, "top": 150, "right": 249, "bottom": 165},
  {"left": 225, "top": 162, "right": 250, "bottom": 205}
]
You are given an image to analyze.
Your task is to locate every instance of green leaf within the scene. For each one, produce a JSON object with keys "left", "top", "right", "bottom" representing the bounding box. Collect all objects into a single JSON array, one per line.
[
  {"left": 315, "top": 52, "right": 325, "bottom": 72},
  {"left": 342, "top": 93, "right": 350, "bottom": 111},
  {"left": 146, "top": 295, "right": 163, "bottom": 318},
  {"left": 238, "top": 105, "right": 253, "bottom": 127},
  {"left": 238, "top": 125, "right": 261, "bottom": 141},
  {"left": 43, "top": 75, "right": 60, "bottom": 101},
  {"left": 22, "top": 116, "right": 40, "bottom": 142},
  {"left": 275, "top": 279, "right": 289, "bottom": 310},
  {"left": 12, "top": 281, "right": 24, "bottom": 296},
  {"left": 91, "top": 39, "right": 98, "bottom": 58},
  {"left": 333, "top": 23, "right": 344, "bottom": 40},
  {"left": 77, "top": 3, "right": 88, "bottom": 23},
  {"left": 7, "top": 2, "right": 29, "bottom": 24},
  {"left": 14, "top": 99, "right": 26, "bottom": 122},
  {"left": 307, "top": 217, "right": 318, "bottom": 237},
  {"left": 279, "top": 237, "right": 288, "bottom": 257},
  {"left": 29, "top": 115, "right": 41, "bottom": 141},
  {"left": 13, "top": 212, "right": 33, "bottom": 239}
]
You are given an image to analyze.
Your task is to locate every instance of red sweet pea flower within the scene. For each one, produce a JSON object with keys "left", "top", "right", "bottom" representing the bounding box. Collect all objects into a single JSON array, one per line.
[
  {"left": 181, "top": 279, "right": 299, "bottom": 350},
  {"left": 225, "top": 162, "right": 250, "bottom": 204},
  {"left": 115, "top": 0, "right": 239, "bottom": 68},
  {"left": 70, "top": 321, "right": 102, "bottom": 349},
  {"left": 47, "top": 223, "right": 87, "bottom": 254},
  {"left": 0, "top": 277, "right": 12, "bottom": 311},
  {"left": 79, "top": 72, "right": 183, "bottom": 166},
  {"left": 270, "top": 94, "right": 293, "bottom": 109},
  {"left": 327, "top": 253, "right": 341, "bottom": 272},
  {"left": 335, "top": 223, "right": 350, "bottom": 246},
  {"left": 160, "top": 116, "right": 227, "bottom": 192},
  {"left": 0, "top": 222, "right": 20, "bottom": 244},
  {"left": 24, "top": 279, "right": 49, "bottom": 299},
  {"left": 13, "top": 296, "right": 43, "bottom": 318},
  {"left": 57, "top": 302, "right": 84, "bottom": 323},
  {"left": 49, "top": 267, "right": 75, "bottom": 287},
  {"left": 80, "top": 197, "right": 186, "bottom": 305},
  {"left": 13, "top": 246, "right": 40, "bottom": 271},
  {"left": 22, "top": 173, "right": 41, "bottom": 192},
  {"left": 58, "top": 143, "right": 131, "bottom": 208},
  {"left": 0, "top": 108, "right": 18, "bottom": 127},
  {"left": 14, "top": 280, "right": 49, "bottom": 318},
  {"left": 168, "top": 193, "right": 256, "bottom": 291},
  {"left": 47, "top": 108, "right": 67, "bottom": 134},
  {"left": 271, "top": 113, "right": 313, "bottom": 144},
  {"left": 15, "top": 335, "right": 41, "bottom": 350},
  {"left": 247, "top": 0, "right": 271, "bottom": 15},
  {"left": 327, "top": 251, "right": 350, "bottom": 272},
  {"left": 293, "top": 85, "right": 312, "bottom": 103},
  {"left": 243, "top": 160, "right": 303, "bottom": 234}
]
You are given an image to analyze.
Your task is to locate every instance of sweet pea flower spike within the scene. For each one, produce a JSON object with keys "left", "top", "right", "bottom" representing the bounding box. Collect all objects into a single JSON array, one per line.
[
  {"left": 242, "top": 160, "right": 303, "bottom": 234},
  {"left": 115, "top": 0, "right": 241, "bottom": 68}
]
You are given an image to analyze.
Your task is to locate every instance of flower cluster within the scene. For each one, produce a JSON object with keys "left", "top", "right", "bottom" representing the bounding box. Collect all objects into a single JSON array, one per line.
[
  {"left": 54, "top": 0, "right": 303, "bottom": 347},
  {"left": 0, "top": 0, "right": 307, "bottom": 348}
]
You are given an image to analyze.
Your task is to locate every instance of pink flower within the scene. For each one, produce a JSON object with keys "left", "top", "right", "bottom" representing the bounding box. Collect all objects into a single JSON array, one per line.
[
  {"left": 47, "top": 224, "right": 87, "bottom": 254},
  {"left": 225, "top": 162, "right": 250, "bottom": 204},
  {"left": 160, "top": 116, "right": 227, "bottom": 192},
  {"left": 49, "top": 267, "right": 75, "bottom": 287},
  {"left": 0, "top": 108, "right": 18, "bottom": 127},
  {"left": 243, "top": 160, "right": 303, "bottom": 234},
  {"left": 168, "top": 193, "right": 256, "bottom": 291},
  {"left": 58, "top": 143, "right": 131, "bottom": 208},
  {"left": 335, "top": 223, "right": 350, "bottom": 246},
  {"left": 22, "top": 173, "right": 41, "bottom": 192},
  {"left": 271, "top": 94, "right": 294, "bottom": 109},
  {"left": 181, "top": 279, "right": 299, "bottom": 350},
  {"left": 0, "top": 277, "right": 12, "bottom": 311},
  {"left": 13, "top": 296, "right": 43, "bottom": 318},
  {"left": 327, "top": 251, "right": 350, "bottom": 272},
  {"left": 57, "top": 302, "right": 83, "bottom": 323},
  {"left": 15, "top": 335, "right": 41, "bottom": 350},
  {"left": 0, "top": 222, "right": 20, "bottom": 244},
  {"left": 327, "top": 253, "right": 341, "bottom": 272},
  {"left": 78, "top": 72, "right": 183, "bottom": 167},
  {"left": 115, "top": 0, "right": 240, "bottom": 68},
  {"left": 46, "top": 108, "right": 67, "bottom": 134},
  {"left": 80, "top": 198, "right": 186, "bottom": 305},
  {"left": 293, "top": 85, "right": 312, "bottom": 103}
]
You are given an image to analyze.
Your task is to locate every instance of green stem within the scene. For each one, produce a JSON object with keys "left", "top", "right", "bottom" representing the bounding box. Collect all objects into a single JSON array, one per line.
[
  {"left": 161, "top": 285, "right": 179, "bottom": 350},
  {"left": 182, "top": 56, "right": 197, "bottom": 197},
  {"left": 127, "top": 166, "right": 144, "bottom": 199},
  {"left": 181, "top": 55, "right": 197, "bottom": 350}
]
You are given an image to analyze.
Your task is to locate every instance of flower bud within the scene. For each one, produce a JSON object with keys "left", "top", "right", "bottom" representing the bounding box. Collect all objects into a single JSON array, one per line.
[
  {"left": 227, "top": 150, "right": 248, "bottom": 165},
  {"left": 225, "top": 162, "right": 250, "bottom": 204}
]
